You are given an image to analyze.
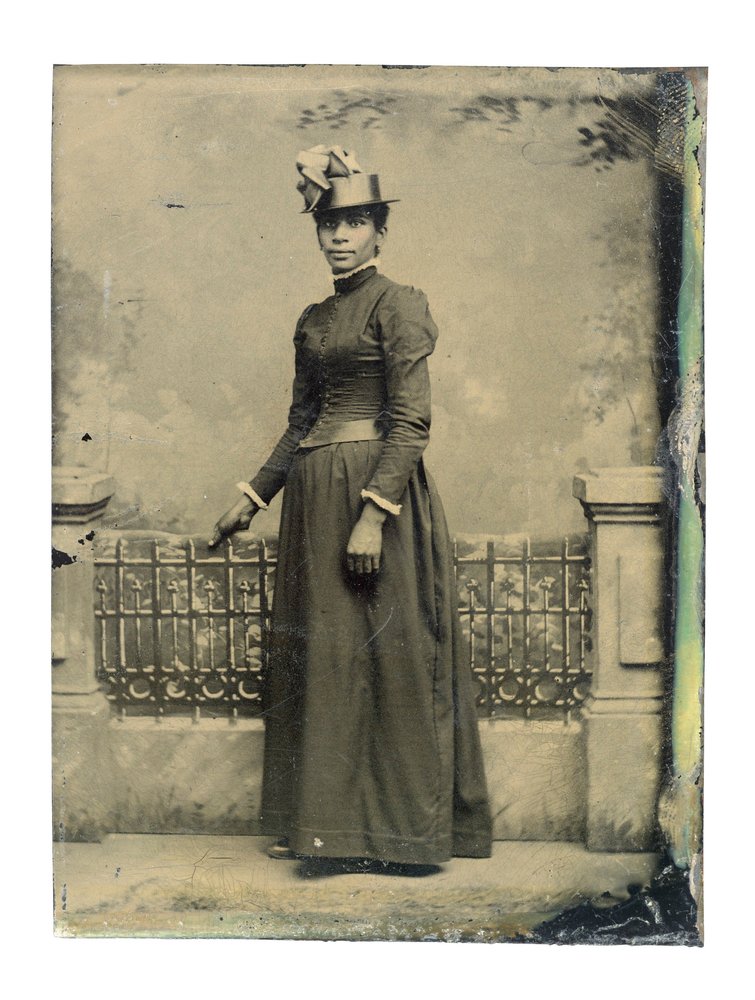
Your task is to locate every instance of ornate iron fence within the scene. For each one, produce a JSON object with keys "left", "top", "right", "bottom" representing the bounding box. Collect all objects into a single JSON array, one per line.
[
  {"left": 453, "top": 537, "right": 592, "bottom": 720},
  {"left": 93, "top": 532, "right": 592, "bottom": 721}
]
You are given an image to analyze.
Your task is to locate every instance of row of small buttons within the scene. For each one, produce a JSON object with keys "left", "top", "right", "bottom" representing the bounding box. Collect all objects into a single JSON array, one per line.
[{"left": 313, "top": 292, "right": 340, "bottom": 430}]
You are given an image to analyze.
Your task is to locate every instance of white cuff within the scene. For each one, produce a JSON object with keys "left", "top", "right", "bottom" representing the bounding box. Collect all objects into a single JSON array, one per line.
[
  {"left": 360, "top": 489, "right": 402, "bottom": 516},
  {"left": 236, "top": 482, "right": 269, "bottom": 510}
]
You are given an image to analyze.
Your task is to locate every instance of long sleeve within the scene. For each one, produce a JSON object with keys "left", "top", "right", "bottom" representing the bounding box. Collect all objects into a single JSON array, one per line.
[
  {"left": 361, "top": 285, "right": 438, "bottom": 512},
  {"left": 247, "top": 308, "right": 320, "bottom": 506}
]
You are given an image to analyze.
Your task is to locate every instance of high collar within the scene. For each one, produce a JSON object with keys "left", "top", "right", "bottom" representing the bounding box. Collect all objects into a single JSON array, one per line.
[{"left": 332, "top": 261, "right": 378, "bottom": 294}]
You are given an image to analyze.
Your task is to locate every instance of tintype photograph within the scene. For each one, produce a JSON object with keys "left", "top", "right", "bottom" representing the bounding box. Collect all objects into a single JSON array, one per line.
[{"left": 51, "top": 64, "right": 705, "bottom": 943}]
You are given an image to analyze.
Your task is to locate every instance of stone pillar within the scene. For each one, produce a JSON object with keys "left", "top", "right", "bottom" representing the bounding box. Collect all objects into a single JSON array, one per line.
[
  {"left": 573, "top": 467, "right": 666, "bottom": 852},
  {"left": 52, "top": 467, "right": 115, "bottom": 841}
]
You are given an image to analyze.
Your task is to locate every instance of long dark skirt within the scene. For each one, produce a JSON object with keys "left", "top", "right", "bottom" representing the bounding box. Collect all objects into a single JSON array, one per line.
[{"left": 259, "top": 440, "right": 492, "bottom": 864}]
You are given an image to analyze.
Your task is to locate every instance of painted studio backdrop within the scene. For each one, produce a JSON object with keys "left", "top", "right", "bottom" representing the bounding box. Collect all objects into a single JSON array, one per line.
[{"left": 53, "top": 66, "right": 665, "bottom": 539}]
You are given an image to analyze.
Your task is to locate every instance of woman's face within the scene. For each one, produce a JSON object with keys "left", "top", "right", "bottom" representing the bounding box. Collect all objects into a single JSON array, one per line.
[{"left": 316, "top": 209, "right": 386, "bottom": 274}]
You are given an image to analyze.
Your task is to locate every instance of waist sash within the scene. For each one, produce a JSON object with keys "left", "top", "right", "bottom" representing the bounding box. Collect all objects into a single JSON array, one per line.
[{"left": 298, "top": 417, "right": 385, "bottom": 449}]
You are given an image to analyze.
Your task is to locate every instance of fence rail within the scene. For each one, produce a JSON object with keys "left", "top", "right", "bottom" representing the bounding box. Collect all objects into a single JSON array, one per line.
[{"left": 94, "top": 533, "right": 592, "bottom": 721}]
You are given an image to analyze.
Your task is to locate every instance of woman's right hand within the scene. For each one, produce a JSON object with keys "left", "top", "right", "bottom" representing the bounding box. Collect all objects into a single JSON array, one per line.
[{"left": 208, "top": 496, "right": 258, "bottom": 548}]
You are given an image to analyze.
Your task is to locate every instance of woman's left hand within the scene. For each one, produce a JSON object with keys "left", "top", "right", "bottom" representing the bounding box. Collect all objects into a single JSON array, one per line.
[
  {"left": 347, "top": 502, "right": 387, "bottom": 575},
  {"left": 208, "top": 495, "right": 258, "bottom": 549}
]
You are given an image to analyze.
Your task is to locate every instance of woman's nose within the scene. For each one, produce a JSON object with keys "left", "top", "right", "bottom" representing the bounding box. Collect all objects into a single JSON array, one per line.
[{"left": 331, "top": 222, "right": 350, "bottom": 242}]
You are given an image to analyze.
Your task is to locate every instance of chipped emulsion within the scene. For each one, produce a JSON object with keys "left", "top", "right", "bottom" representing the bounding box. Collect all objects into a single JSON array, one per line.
[{"left": 52, "top": 548, "right": 77, "bottom": 569}]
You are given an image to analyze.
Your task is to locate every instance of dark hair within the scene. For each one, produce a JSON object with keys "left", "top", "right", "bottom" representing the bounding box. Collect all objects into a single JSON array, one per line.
[{"left": 314, "top": 203, "right": 390, "bottom": 231}]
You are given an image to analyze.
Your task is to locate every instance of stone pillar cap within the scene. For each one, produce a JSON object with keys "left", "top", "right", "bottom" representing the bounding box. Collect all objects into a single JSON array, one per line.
[
  {"left": 573, "top": 466, "right": 666, "bottom": 506},
  {"left": 53, "top": 466, "right": 115, "bottom": 508}
]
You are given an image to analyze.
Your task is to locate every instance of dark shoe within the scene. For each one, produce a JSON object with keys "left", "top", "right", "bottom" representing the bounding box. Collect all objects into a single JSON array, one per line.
[
  {"left": 267, "top": 837, "right": 295, "bottom": 860},
  {"left": 296, "top": 856, "right": 442, "bottom": 878}
]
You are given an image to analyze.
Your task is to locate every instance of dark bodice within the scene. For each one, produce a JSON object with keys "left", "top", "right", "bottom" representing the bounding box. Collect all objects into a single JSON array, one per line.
[
  {"left": 249, "top": 266, "right": 439, "bottom": 510},
  {"left": 296, "top": 271, "right": 393, "bottom": 440}
]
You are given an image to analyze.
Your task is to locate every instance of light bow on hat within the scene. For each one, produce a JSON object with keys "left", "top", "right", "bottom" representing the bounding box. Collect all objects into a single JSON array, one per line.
[{"left": 296, "top": 145, "right": 364, "bottom": 213}]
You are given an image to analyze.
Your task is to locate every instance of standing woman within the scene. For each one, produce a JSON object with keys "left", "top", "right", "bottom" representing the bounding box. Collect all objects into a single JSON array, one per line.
[{"left": 210, "top": 146, "right": 491, "bottom": 867}]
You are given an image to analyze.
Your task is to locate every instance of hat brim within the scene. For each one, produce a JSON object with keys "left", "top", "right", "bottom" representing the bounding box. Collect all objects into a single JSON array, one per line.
[{"left": 303, "top": 198, "right": 400, "bottom": 215}]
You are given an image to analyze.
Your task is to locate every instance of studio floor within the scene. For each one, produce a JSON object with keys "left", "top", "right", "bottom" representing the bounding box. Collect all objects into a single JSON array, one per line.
[{"left": 53, "top": 835, "right": 659, "bottom": 941}]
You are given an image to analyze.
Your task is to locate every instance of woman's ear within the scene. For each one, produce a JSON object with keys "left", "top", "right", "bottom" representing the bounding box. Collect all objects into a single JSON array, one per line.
[{"left": 375, "top": 226, "right": 387, "bottom": 253}]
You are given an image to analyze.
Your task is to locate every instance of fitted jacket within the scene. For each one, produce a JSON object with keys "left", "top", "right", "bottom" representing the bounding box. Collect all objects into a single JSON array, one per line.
[{"left": 248, "top": 266, "right": 439, "bottom": 515}]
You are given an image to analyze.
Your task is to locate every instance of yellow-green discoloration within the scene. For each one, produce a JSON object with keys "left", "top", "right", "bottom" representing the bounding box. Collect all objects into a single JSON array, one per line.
[{"left": 672, "top": 77, "right": 705, "bottom": 868}]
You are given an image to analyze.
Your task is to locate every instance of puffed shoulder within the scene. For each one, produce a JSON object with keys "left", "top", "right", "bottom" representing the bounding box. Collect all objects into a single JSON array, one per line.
[
  {"left": 375, "top": 279, "right": 439, "bottom": 351},
  {"left": 376, "top": 279, "right": 432, "bottom": 312},
  {"left": 293, "top": 303, "right": 317, "bottom": 343}
]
